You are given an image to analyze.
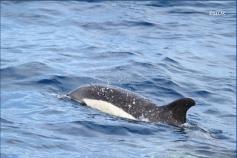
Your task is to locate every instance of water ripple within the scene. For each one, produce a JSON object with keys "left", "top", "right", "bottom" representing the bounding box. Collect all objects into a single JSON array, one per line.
[{"left": 2, "top": 1, "right": 235, "bottom": 158}]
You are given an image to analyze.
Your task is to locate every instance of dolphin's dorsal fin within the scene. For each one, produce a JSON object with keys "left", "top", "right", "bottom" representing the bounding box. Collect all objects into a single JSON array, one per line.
[{"left": 159, "top": 98, "right": 195, "bottom": 125}]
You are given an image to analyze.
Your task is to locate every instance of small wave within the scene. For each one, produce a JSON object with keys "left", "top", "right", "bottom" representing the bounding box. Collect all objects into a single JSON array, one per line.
[
  {"left": 38, "top": 8, "right": 62, "bottom": 16},
  {"left": 146, "top": 1, "right": 224, "bottom": 8},
  {"left": 204, "top": 108, "right": 222, "bottom": 115},
  {"left": 1, "top": 62, "right": 52, "bottom": 80},
  {"left": 1, "top": 118, "right": 14, "bottom": 124},
  {"left": 92, "top": 51, "right": 138, "bottom": 59},
  {"left": 79, "top": 20, "right": 156, "bottom": 30},
  {"left": 162, "top": 57, "right": 180, "bottom": 65},
  {"left": 1, "top": 153, "right": 19, "bottom": 158},
  {"left": 132, "top": 61, "right": 156, "bottom": 69},
  {"left": 37, "top": 78, "right": 61, "bottom": 85},
  {"left": 44, "top": 120, "right": 162, "bottom": 137},
  {"left": 193, "top": 90, "right": 213, "bottom": 98},
  {"left": 125, "top": 21, "right": 156, "bottom": 27},
  {"left": 168, "top": 9, "right": 206, "bottom": 15},
  {"left": 33, "top": 75, "right": 102, "bottom": 91},
  {"left": 72, "top": 120, "right": 158, "bottom": 135},
  {"left": 183, "top": 121, "right": 232, "bottom": 143},
  {"left": 145, "top": 1, "right": 177, "bottom": 7}
]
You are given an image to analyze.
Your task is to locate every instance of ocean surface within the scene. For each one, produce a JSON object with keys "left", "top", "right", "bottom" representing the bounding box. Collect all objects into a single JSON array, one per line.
[{"left": 1, "top": 1, "right": 236, "bottom": 158}]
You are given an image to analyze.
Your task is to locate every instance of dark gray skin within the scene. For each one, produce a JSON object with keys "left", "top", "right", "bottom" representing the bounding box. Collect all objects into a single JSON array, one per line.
[{"left": 68, "top": 84, "right": 195, "bottom": 126}]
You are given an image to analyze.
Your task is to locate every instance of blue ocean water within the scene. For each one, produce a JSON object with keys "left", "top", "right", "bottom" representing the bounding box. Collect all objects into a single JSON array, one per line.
[{"left": 1, "top": 1, "right": 236, "bottom": 158}]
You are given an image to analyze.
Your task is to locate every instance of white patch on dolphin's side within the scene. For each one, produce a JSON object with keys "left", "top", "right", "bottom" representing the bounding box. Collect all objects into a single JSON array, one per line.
[
  {"left": 83, "top": 98, "right": 136, "bottom": 120},
  {"left": 138, "top": 114, "right": 150, "bottom": 122}
]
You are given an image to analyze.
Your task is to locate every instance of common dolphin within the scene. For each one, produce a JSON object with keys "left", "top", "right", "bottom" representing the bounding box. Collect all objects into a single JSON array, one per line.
[{"left": 68, "top": 84, "right": 195, "bottom": 126}]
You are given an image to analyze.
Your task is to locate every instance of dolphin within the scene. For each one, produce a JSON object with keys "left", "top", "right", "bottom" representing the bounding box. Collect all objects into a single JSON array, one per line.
[{"left": 67, "top": 84, "right": 195, "bottom": 126}]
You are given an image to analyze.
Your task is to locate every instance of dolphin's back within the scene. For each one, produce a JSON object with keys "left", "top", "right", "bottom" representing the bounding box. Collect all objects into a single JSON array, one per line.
[{"left": 68, "top": 85, "right": 156, "bottom": 119}]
